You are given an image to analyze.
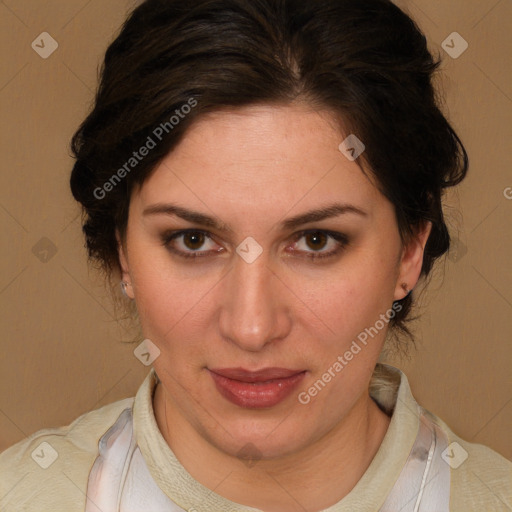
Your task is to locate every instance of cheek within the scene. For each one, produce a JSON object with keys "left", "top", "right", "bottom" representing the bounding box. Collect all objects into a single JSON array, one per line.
[
  {"left": 134, "top": 278, "right": 201, "bottom": 343},
  {"left": 298, "top": 269, "right": 395, "bottom": 399},
  {"left": 301, "top": 259, "right": 393, "bottom": 338},
  {"left": 129, "top": 256, "right": 220, "bottom": 368}
]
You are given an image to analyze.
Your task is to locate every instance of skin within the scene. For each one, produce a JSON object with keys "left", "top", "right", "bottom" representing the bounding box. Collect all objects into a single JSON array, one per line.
[{"left": 118, "top": 104, "right": 432, "bottom": 512}]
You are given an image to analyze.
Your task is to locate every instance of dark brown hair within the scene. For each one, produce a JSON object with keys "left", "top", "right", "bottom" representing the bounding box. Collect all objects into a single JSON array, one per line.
[{"left": 70, "top": 0, "right": 468, "bottom": 346}]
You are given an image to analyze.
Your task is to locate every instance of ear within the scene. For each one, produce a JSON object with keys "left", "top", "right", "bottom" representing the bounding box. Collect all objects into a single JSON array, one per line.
[
  {"left": 116, "top": 229, "right": 135, "bottom": 300},
  {"left": 394, "top": 220, "right": 432, "bottom": 301}
]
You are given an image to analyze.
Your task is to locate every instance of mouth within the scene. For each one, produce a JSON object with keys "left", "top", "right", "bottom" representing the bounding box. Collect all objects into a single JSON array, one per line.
[{"left": 208, "top": 367, "right": 307, "bottom": 408}]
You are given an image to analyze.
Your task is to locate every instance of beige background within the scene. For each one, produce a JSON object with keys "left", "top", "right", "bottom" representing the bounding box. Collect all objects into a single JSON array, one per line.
[{"left": 0, "top": 0, "right": 511, "bottom": 460}]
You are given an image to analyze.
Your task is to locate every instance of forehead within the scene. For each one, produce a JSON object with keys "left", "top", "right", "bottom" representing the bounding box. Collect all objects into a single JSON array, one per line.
[{"left": 135, "top": 104, "right": 385, "bottom": 219}]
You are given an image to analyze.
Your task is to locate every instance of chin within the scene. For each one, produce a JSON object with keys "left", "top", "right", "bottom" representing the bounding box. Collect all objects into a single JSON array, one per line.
[{"left": 206, "top": 415, "right": 310, "bottom": 461}]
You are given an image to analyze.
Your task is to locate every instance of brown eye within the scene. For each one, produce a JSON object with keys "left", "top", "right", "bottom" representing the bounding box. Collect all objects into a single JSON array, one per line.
[
  {"left": 183, "top": 232, "right": 206, "bottom": 250},
  {"left": 304, "top": 232, "right": 328, "bottom": 251},
  {"left": 289, "top": 230, "right": 349, "bottom": 260},
  {"left": 161, "top": 229, "right": 223, "bottom": 259}
]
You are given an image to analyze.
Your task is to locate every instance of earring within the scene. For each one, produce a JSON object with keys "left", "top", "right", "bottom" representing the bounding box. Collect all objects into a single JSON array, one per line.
[{"left": 120, "top": 281, "right": 133, "bottom": 298}]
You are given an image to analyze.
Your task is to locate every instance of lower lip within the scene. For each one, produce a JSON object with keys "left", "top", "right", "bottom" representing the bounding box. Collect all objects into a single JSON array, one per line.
[{"left": 209, "top": 370, "right": 306, "bottom": 409}]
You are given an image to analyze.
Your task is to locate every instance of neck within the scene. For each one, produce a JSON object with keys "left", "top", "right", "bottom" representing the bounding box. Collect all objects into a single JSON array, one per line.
[{"left": 154, "top": 382, "right": 390, "bottom": 512}]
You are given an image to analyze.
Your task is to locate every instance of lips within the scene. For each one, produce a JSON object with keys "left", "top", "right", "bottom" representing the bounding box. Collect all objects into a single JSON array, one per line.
[
  {"left": 210, "top": 367, "right": 303, "bottom": 382},
  {"left": 208, "top": 367, "right": 306, "bottom": 408}
]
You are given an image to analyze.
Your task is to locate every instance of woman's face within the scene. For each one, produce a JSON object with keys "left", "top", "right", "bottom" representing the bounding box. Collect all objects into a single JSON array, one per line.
[{"left": 119, "top": 104, "right": 429, "bottom": 459}]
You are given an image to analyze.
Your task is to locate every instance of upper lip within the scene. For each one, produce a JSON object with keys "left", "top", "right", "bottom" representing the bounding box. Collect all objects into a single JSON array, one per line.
[{"left": 209, "top": 367, "right": 305, "bottom": 382}]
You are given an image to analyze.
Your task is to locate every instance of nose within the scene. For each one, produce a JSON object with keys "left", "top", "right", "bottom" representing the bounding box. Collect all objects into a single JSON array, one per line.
[{"left": 218, "top": 251, "right": 292, "bottom": 353}]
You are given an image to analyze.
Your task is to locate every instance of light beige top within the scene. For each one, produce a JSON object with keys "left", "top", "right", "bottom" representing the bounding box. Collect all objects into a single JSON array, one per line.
[{"left": 0, "top": 364, "right": 510, "bottom": 511}]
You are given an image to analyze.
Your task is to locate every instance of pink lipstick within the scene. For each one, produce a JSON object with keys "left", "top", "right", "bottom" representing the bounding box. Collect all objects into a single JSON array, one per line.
[{"left": 209, "top": 367, "right": 306, "bottom": 408}]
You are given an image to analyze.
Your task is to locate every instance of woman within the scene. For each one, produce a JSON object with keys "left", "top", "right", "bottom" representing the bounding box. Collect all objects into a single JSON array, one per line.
[{"left": 1, "top": 0, "right": 510, "bottom": 510}]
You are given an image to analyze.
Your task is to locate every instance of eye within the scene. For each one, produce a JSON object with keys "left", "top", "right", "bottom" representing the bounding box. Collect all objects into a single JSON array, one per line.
[
  {"left": 162, "top": 229, "right": 223, "bottom": 259},
  {"left": 288, "top": 230, "right": 348, "bottom": 260},
  {"left": 161, "top": 229, "right": 348, "bottom": 261}
]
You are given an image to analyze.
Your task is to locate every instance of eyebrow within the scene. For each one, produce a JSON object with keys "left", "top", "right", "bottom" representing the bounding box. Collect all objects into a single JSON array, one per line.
[{"left": 142, "top": 202, "right": 368, "bottom": 233}]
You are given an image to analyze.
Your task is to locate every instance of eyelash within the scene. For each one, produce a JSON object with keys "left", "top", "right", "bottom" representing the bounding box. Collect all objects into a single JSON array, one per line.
[{"left": 161, "top": 229, "right": 349, "bottom": 261}]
